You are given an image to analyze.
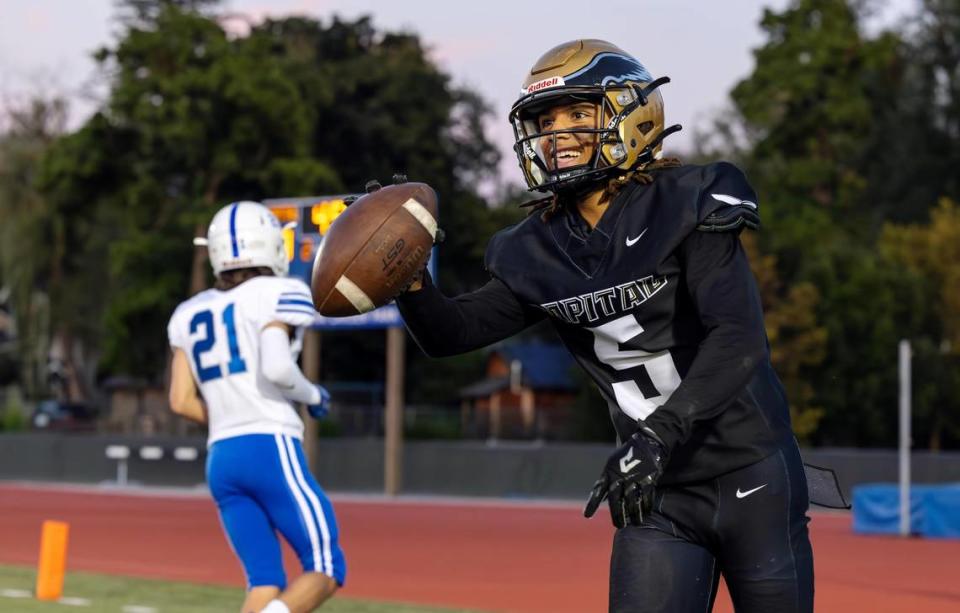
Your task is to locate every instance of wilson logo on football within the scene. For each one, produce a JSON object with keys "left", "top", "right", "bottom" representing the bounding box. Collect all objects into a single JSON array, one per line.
[{"left": 523, "top": 76, "right": 565, "bottom": 95}]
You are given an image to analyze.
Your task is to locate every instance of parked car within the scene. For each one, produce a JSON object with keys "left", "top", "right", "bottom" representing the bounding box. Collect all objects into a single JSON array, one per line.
[{"left": 31, "top": 400, "right": 98, "bottom": 431}]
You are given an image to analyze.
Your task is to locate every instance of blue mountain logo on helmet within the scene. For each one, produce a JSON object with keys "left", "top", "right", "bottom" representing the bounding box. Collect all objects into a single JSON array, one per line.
[{"left": 566, "top": 52, "right": 652, "bottom": 87}]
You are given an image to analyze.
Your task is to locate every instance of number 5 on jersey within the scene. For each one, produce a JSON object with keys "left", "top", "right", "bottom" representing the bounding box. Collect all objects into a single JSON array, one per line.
[
  {"left": 590, "top": 314, "right": 681, "bottom": 421},
  {"left": 190, "top": 304, "right": 247, "bottom": 382}
]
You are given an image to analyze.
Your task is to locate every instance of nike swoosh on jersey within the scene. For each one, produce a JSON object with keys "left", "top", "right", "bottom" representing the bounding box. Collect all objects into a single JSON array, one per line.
[
  {"left": 711, "top": 193, "right": 758, "bottom": 209},
  {"left": 735, "top": 484, "right": 767, "bottom": 499},
  {"left": 625, "top": 228, "right": 648, "bottom": 247}
]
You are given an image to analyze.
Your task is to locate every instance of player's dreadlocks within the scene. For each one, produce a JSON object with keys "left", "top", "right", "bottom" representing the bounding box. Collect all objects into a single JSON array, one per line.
[{"left": 522, "top": 157, "right": 684, "bottom": 221}]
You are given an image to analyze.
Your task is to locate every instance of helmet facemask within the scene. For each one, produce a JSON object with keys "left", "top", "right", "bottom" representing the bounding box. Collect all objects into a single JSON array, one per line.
[
  {"left": 511, "top": 79, "right": 677, "bottom": 194},
  {"left": 512, "top": 90, "right": 616, "bottom": 193}
]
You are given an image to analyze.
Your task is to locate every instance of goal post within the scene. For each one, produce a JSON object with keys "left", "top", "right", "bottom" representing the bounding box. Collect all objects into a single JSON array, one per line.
[{"left": 898, "top": 339, "right": 911, "bottom": 537}]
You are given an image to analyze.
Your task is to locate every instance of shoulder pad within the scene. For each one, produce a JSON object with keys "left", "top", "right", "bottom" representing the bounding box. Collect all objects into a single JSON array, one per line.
[
  {"left": 696, "top": 162, "right": 760, "bottom": 233},
  {"left": 269, "top": 277, "right": 318, "bottom": 328},
  {"left": 484, "top": 230, "right": 506, "bottom": 273},
  {"left": 484, "top": 220, "right": 525, "bottom": 277}
]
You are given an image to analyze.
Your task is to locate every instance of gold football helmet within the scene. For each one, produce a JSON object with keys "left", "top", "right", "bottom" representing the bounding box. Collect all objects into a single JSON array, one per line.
[{"left": 509, "top": 39, "right": 681, "bottom": 193}]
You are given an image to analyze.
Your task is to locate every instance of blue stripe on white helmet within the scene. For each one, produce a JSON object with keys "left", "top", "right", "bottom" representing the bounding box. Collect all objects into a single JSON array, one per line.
[{"left": 203, "top": 201, "right": 288, "bottom": 277}]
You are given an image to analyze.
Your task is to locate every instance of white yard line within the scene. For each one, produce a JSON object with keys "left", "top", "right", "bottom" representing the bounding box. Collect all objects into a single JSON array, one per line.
[{"left": 1, "top": 587, "right": 160, "bottom": 612}]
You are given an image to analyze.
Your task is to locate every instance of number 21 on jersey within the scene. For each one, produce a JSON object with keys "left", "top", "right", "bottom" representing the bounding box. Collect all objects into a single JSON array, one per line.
[
  {"left": 590, "top": 314, "right": 682, "bottom": 421},
  {"left": 189, "top": 304, "right": 247, "bottom": 383}
]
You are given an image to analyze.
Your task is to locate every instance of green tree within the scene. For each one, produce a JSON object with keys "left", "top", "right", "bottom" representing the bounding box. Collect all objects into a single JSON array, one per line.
[
  {"left": 0, "top": 98, "right": 79, "bottom": 400},
  {"left": 879, "top": 199, "right": 960, "bottom": 448},
  {"left": 690, "top": 0, "right": 960, "bottom": 447},
  {"left": 33, "top": 3, "right": 509, "bottom": 402},
  {"left": 903, "top": 1, "right": 960, "bottom": 207},
  {"left": 721, "top": 0, "right": 937, "bottom": 446},
  {"left": 246, "top": 15, "right": 518, "bottom": 403},
  {"left": 39, "top": 3, "right": 343, "bottom": 377},
  {"left": 741, "top": 233, "right": 826, "bottom": 441},
  {"left": 248, "top": 15, "right": 509, "bottom": 293},
  {"left": 732, "top": 0, "right": 900, "bottom": 215}
]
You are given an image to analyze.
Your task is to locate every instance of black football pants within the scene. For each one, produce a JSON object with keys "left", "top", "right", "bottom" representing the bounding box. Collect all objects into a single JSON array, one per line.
[{"left": 609, "top": 442, "right": 813, "bottom": 613}]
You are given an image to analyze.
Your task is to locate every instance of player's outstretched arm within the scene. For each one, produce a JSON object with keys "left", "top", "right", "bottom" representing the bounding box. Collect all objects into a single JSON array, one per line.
[
  {"left": 168, "top": 349, "right": 208, "bottom": 424},
  {"left": 260, "top": 323, "right": 328, "bottom": 416},
  {"left": 396, "top": 271, "right": 543, "bottom": 358}
]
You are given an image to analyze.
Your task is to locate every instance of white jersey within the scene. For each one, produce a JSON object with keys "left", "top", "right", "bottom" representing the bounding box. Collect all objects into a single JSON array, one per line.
[{"left": 167, "top": 276, "right": 318, "bottom": 445}]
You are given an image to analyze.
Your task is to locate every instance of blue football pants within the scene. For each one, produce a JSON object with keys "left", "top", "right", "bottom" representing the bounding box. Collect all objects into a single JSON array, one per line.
[{"left": 207, "top": 433, "right": 346, "bottom": 589}]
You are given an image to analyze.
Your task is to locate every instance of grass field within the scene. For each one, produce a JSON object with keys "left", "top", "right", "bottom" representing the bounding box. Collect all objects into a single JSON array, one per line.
[{"left": 0, "top": 565, "right": 480, "bottom": 613}]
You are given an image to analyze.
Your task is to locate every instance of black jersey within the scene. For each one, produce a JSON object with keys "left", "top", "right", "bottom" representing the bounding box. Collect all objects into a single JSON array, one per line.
[{"left": 398, "top": 162, "right": 796, "bottom": 484}]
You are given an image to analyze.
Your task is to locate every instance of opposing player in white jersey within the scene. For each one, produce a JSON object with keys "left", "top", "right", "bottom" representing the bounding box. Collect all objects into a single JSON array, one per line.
[{"left": 167, "top": 201, "right": 345, "bottom": 613}]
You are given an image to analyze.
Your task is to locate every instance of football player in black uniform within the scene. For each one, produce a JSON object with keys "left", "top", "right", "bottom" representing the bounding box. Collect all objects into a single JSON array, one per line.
[{"left": 396, "top": 40, "right": 814, "bottom": 613}]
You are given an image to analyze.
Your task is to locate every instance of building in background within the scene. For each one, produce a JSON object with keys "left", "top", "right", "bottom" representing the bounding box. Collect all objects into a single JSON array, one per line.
[
  {"left": 460, "top": 343, "right": 578, "bottom": 440},
  {"left": 102, "top": 376, "right": 178, "bottom": 435}
]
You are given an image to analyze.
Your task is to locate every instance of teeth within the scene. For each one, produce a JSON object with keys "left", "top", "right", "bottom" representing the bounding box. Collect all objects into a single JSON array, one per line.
[{"left": 557, "top": 151, "right": 580, "bottom": 159}]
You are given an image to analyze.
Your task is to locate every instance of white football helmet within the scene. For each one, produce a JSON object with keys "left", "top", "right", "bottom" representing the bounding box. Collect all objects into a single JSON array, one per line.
[{"left": 195, "top": 201, "right": 289, "bottom": 277}]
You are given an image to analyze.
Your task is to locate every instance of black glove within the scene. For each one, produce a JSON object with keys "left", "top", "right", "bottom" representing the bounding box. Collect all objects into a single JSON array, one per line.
[
  {"left": 584, "top": 425, "right": 667, "bottom": 528},
  {"left": 396, "top": 259, "right": 430, "bottom": 296},
  {"left": 396, "top": 229, "right": 443, "bottom": 296}
]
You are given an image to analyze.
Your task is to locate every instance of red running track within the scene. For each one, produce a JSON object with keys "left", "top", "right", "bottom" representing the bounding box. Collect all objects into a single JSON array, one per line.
[{"left": 1, "top": 483, "right": 959, "bottom": 612}]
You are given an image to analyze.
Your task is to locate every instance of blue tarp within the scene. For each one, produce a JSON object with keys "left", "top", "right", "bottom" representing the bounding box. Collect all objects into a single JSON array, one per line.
[{"left": 852, "top": 483, "right": 960, "bottom": 538}]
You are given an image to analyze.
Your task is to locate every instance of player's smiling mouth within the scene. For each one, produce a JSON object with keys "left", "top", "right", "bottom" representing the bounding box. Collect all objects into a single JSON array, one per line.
[{"left": 553, "top": 148, "right": 583, "bottom": 169}]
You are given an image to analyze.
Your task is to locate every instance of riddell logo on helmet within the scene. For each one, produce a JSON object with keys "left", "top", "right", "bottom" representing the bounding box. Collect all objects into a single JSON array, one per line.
[{"left": 524, "top": 76, "right": 565, "bottom": 95}]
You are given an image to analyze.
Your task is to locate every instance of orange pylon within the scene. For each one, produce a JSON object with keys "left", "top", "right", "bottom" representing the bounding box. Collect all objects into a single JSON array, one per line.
[{"left": 35, "top": 520, "right": 69, "bottom": 601}]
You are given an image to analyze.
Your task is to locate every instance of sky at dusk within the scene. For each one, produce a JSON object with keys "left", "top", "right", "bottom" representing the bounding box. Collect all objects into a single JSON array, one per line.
[{"left": 0, "top": 0, "right": 918, "bottom": 187}]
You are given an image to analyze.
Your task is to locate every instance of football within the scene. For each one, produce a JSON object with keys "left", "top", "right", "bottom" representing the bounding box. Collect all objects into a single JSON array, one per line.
[{"left": 311, "top": 181, "right": 438, "bottom": 316}]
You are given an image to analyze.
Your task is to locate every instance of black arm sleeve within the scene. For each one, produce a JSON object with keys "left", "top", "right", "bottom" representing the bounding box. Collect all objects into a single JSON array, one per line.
[
  {"left": 642, "top": 230, "right": 769, "bottom": 451},
  {"left": 395, "top": 271, "right": 544, "bottom": 357}
]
